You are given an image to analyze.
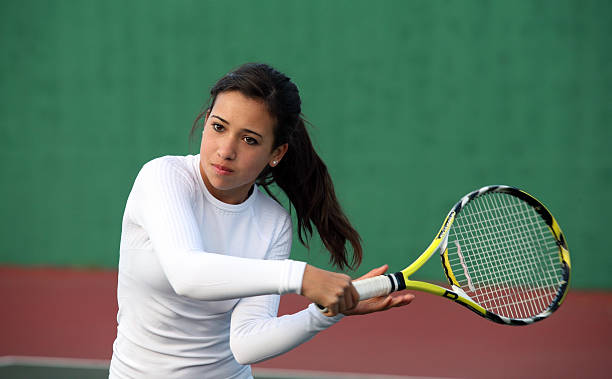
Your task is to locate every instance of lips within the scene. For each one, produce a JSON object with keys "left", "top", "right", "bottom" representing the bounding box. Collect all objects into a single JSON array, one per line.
[{"left": 212, "top": 163, "right": 233, "bottom": 175}]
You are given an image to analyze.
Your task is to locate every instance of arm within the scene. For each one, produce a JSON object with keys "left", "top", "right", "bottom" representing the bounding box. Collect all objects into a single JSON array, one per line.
[
  {"left": 128, "top": 158, "right": 305, "bottom": 300},
  {"left": 230, "top": 295, "right": 342, "bottom": 364},
  {"left": 229, "top": 266, "right": 415, "bottom": 364}
]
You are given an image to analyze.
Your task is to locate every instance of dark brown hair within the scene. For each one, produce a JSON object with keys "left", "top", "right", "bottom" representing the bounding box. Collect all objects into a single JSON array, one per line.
[{"left": 191, "top": 63, "right": 362, "bottom": 270}]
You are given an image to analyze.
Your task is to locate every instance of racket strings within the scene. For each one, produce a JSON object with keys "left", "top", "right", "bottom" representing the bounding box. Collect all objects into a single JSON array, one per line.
[
  {"left": 446, "top": 193, "right": 563, "bottom": 319},
  {"left": 490, "top": 196, "right": 561, "bottom": 316},
  {"left": 458, "top": 199, "right": 557, "bottom": 318},
  {"left": 465, "top": 199, "right": 559, "bottom": 318}
]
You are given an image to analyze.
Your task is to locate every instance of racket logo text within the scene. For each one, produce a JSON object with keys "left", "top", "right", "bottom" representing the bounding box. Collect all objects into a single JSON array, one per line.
[
  {"left": 437, "top": 211, "right": 455, "bottom": 239},
  {"left": 442, "top": 290, "right": 458, "bottom": 300}
]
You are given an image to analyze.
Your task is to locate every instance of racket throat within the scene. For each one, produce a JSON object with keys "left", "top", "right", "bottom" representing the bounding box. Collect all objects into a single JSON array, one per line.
[
  {"left": 386, "top": 272, "right": 407, "bottom": 292},
  {"left": 450, "top": 284, "right": 477, "bottom": 303}
]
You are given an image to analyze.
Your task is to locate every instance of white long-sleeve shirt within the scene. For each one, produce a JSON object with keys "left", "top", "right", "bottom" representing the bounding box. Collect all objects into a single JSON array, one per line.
[{"left": 109, "top": 155, "right": 342, "bottom": 379}]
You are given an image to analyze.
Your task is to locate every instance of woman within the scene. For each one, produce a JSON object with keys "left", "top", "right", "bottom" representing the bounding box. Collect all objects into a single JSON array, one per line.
[{"left": 109, "top": 63, "right": 414, "bottom": 378}]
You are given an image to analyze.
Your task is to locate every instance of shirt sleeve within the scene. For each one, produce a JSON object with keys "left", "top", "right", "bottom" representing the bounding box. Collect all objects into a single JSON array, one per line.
[
  {"left": 230, "top": 297, "right": 343, "bottom": 364},
  {"left": 127, "top": 158, "right": 306, "bottom": 300}
]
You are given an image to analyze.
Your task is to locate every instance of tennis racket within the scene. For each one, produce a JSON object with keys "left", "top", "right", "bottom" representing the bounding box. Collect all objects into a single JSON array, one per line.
[{"left": 344, "top": 185, "right": 570, "bottom": 325}]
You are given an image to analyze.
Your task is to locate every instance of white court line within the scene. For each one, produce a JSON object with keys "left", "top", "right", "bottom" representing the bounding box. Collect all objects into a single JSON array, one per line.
[
  {"left": 0, "top": 355, "right": 109, "bottom": 369},
  {"left": 252, "top": 367, "right": 455, "bottom": 379},
  {"left": 0, "top": 355, "right": 456, "bottom": 379}
]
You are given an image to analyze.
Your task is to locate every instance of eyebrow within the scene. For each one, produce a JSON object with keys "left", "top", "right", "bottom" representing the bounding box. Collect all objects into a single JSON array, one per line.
[{"left": 211, "top": 114, "right": 264, "bottom": 139}]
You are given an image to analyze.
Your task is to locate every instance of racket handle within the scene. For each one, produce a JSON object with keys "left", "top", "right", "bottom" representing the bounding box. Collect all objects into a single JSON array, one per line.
[
  {"left": 354, "top": 274, "right": 397, "bottom": 300},
  {"left": 316, "top": 272, "right": 405, "bottom": 313}
]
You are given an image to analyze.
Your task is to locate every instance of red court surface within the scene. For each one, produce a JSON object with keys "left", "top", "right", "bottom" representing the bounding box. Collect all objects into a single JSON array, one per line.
[{"left": 1, "top": 266, "right": 610, "bottom": 378}]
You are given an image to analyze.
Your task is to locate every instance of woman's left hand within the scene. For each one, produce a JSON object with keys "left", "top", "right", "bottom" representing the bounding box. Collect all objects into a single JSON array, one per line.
[{"left": 342, "top": 264, "right": 415, "bottom": 316}]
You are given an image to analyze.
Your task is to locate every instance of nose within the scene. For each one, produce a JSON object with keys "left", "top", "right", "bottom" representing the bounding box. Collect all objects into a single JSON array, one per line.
[{"left": 217, "top": 137, "right": 237, "bottom": 160}]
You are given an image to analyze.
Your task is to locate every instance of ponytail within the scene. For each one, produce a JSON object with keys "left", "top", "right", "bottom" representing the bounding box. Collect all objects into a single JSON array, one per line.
[{"left": 258, "top": 118, "right": 363, "bottom": 271}]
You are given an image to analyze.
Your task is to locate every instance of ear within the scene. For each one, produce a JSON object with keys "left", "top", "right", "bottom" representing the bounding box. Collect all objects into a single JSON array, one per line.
[{"left": 270, "top": 143, "right": 288, "bottom": 167}]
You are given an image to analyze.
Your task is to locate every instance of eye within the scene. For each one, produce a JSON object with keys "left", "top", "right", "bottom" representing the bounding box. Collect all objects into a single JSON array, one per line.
[
  {"left": 212, "top": 123, "right": 224, "bottom": 132},
  {"left": 243, "top": 136, "right": 259, "bottom": 145}
]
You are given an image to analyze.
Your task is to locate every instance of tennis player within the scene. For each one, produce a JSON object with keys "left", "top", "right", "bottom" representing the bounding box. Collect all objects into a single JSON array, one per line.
[{"left": 109, "top": 63, "right": 414, "bottom": 378}]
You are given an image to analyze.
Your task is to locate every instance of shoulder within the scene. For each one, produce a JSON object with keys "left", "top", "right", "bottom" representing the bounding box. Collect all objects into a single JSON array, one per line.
[
  {"left": 252, "top": 188, "right": 292, "bottom": 248},
  {"left": 140, "top": 155, "right": 196, "bottom": 182},
  {"left": 253, "top": 188, "right": 290, "bottom": 223},
  {"left": 135, "top": 155, "right": 199, "bottom": 193},
  {"left": 141, "top": 155, "right": 193, "bottom": 177}
]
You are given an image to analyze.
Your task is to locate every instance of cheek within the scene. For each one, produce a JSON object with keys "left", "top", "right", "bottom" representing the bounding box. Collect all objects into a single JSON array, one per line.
[
  {"left": 244, "top": 151, "right": 271, "bottom": 175},
  {"left": 200, "top": 130, "right": 213, "bottom": 155}
]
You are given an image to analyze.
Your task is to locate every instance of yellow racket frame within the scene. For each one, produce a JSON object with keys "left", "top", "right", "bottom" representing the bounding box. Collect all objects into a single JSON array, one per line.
[{"left": 396, "top": 187, "right": 571, "bottom": 325}]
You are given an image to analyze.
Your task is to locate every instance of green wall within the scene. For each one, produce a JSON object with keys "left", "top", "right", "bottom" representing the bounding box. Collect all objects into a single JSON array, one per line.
[{"left": 1, "top": 1, "right": 610, "bottom": 288}]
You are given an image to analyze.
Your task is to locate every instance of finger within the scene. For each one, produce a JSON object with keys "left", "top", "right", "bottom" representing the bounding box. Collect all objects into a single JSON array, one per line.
[
  {"left": 337, "top": 275, "right": 354, "bottom": 312},
  {"left": 362, "top": 293, "right": 411, "bottom": 313},
  {"left": 356, "top": 264, "right": 389, "bottom": 281},
  {"left": 362, "top": 296, "right": 393, "bottom": 313},
  {"left": 347, "top": 283, "right": 360, "bottom": 309},
  {"left": 387, "top": 293, "right": 415, "bottom": 308},
  {"left": 368, "top": 264, "right": 388, "bottom": 276},
  {"left": 337, "top": 294, "right": 347, "bottom": 314},
  {"left": 339, "top": 290, "right": 352, "bottom": 313},
  {"left": 327, "top": 302, "right": 339, "bottom": 316}
]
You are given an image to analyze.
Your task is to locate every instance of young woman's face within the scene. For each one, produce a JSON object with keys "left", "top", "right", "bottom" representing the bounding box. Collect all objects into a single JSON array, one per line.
[{"left": 199, "top": 91, "right": 288, "bottom": 204}]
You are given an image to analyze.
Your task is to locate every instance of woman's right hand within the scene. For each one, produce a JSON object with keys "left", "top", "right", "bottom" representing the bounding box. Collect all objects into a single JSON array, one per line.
[{"left": 301, "top": 264, "right": 359, "bottom": 316}]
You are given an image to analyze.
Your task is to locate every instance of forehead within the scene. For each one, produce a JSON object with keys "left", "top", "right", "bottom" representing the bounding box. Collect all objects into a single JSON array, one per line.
[{"left": 211, "top": 91, "right": 275, "bottom": 134}]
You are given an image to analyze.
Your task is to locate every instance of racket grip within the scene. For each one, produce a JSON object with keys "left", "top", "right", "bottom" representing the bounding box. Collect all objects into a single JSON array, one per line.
[
  {"left": 353, "top": 275, "right": 393, "bottom": 300},
  {"left": 315, "top": 272, "right": 405, "bottom": 314}
]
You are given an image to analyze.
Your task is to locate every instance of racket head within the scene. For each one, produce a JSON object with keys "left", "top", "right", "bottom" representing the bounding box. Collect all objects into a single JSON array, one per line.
[{"left": 440, "top": 185, "right": 570, "bottom": 325}]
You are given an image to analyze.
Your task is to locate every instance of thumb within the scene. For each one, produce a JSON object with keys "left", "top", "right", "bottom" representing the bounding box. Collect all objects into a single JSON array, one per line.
[{"left": 355, "top": 264, "right": 389, "bottom": 281}]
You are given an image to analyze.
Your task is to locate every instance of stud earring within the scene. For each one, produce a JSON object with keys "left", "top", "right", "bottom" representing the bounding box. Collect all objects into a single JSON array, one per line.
[{"left": 272, "top": 160, "right": 278, "bottom": 166}]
